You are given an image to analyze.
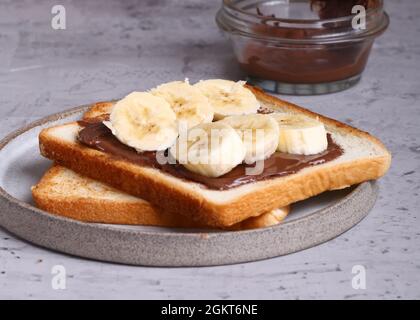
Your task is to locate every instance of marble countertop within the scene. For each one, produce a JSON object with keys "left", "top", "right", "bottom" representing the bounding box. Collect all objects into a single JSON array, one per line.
[{"left": 0, "top": 0, "right": 419, "bottom": 299}]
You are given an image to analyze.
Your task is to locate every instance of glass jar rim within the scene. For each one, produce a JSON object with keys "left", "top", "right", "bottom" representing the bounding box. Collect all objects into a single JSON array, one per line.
[
  {"left": 217, "top": 0, "right": 389, "bottom": 44},
  {"left": 222, "top": 0, "right": 385, "bottom": 24}
]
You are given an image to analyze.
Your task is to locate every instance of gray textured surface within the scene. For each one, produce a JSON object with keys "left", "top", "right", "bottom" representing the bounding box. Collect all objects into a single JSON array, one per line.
[{"left": 0, "top": 0, "right": 419, "bottom": 299}]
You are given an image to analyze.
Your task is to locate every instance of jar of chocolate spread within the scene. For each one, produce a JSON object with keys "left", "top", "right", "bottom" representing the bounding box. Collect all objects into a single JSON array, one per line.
[{"left": 216, "top": 0, "right": 389, "bottom": 95}]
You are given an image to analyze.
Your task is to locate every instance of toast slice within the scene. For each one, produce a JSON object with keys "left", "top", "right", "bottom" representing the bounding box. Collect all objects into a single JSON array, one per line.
[
  {"left": 34, "top": 102, "right": 290, "bottom": 230},
  {"left": 32, "top": 165, "right": 289, "bottom": 230},
  {"left": 39, "top": 86, "right": 391, "bottom": 227}
]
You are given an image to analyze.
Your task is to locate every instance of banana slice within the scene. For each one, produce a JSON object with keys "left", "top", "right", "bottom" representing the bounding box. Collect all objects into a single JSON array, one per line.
[
  {"left": 194, "top": 79, "right": 260, "bottom": 120},
  {"left": 105, "top": 92, "right": 178, "bottom": 152},
  {"left": 151, "top": 80, "right": 214, "bottom": 129},
  {"left": 219, "top": 114, "right": 279, "bottom": 163},
  {"left": 271, "top": 113, "right": 328, "bottom": 155},
  {"left": 169, "top": 122, "right": 246, "bottom": 178}
]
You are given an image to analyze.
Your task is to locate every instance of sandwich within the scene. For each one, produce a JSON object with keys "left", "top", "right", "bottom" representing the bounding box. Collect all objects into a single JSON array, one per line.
[
  {"left": 33, "top": 98, "right": 290, "bottom": 230},
  {"left": 35, "top": 79, "right": 391, "bottom": 228}
]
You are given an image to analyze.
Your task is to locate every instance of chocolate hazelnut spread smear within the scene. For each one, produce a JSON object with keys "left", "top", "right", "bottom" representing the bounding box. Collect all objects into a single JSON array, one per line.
[{"left": 77, "top": 120, "right": 343, "bottom": 190}]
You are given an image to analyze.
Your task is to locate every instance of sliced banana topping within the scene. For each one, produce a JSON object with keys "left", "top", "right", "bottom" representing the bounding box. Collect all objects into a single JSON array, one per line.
[
  {"left": 219, "top": 114, "right": 280, "bottom": 163},
  {"left": 194, "top": 79, "right": 260, "bottom": 120},
  {"left": 271, "top": 113, "right": 328, "bottom": 155},
  {"left": 101, "top": 80, "right": 330, "bottom": 178},
  {"left": 105, "top": 92, "right": 178, "bottom": 152},
  {"left": 151, "top": 80, "right": 214, "bottom": 129},
  {"left": 169, "top": 122, "right": 246, "bottom": 178}
]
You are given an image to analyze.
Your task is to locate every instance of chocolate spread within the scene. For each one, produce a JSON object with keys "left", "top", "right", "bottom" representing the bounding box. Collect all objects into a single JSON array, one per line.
[
  {"left": 77, "top": 120, "right": 343, "bottom": 190},
  {"left": 239, "top": 1, "right": 379, "bottom": 84}
]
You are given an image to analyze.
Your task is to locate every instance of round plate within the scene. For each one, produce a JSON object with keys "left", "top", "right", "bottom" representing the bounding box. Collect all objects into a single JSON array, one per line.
[{"left": 0, "top": 105, "right": 379, "bottom": 266}]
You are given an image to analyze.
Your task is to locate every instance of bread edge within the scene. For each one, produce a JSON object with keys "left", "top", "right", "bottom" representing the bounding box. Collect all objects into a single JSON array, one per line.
[{"left": 32, "top": 165, "right": 290, "bottom": 230}]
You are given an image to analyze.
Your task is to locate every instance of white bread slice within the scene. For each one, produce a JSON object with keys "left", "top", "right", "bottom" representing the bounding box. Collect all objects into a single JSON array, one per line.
[
  {"left": 31, "top": 165, "right": 289, "bottom": 230},
  {"left": 38, "top": 86, "right": 391, "bottom": 227},
  {"left": 34, "top": 102, "right": 289, "bottom": 230}
]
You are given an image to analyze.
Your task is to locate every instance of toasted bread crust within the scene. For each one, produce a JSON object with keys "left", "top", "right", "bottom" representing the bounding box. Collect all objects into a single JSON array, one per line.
[
  {"left": 32, "top": 165, "right": 289, "bottom": 229},
  {"left": 38, "top": 87, "right": 391, "bottom": 227},
  {"left": 82, "top": 101, "right": 114, "bottom": 120}
]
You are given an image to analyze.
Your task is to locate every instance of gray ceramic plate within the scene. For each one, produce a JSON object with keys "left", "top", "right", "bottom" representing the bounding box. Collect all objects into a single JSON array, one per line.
[{"left": 0, "top": 105, "right": 379, "bottom": 266}]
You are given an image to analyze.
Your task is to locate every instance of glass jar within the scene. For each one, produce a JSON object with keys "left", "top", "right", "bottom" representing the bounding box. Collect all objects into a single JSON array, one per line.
[{"left": 216, "top": 0, "right": 389, "bottom": 95}]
